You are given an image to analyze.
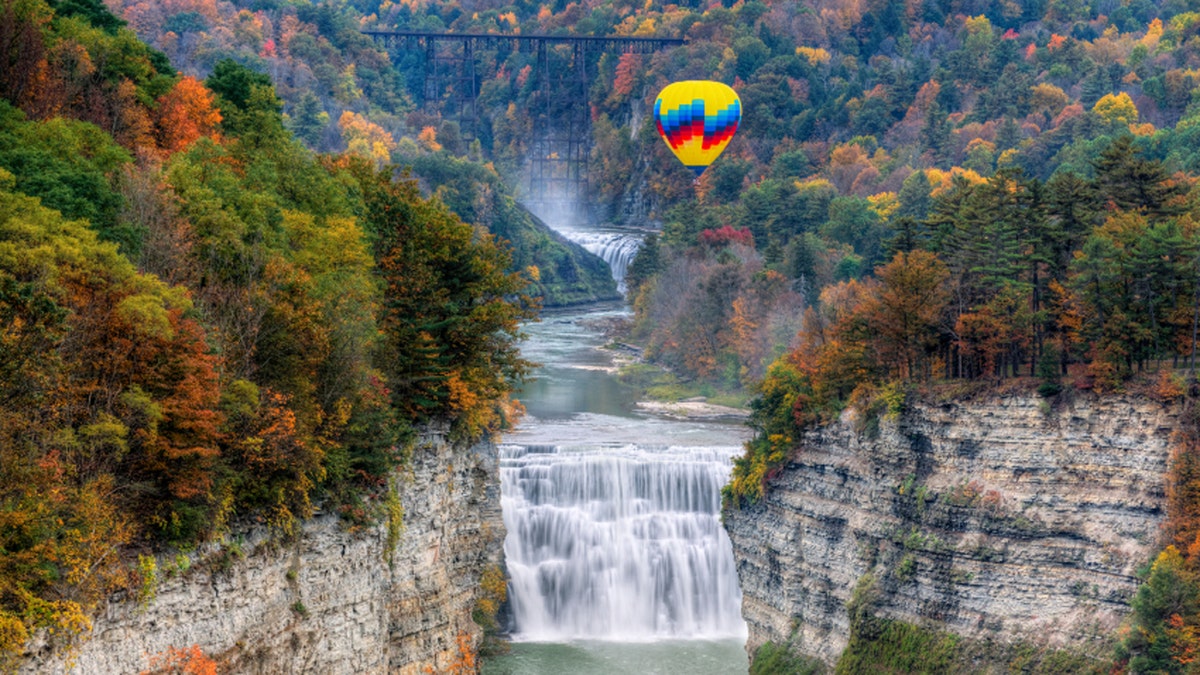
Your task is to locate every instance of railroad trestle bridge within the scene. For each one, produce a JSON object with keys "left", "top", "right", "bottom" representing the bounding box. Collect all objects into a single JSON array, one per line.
[{"left": 364, "top": 30, "right": 684, "bottom": 213}]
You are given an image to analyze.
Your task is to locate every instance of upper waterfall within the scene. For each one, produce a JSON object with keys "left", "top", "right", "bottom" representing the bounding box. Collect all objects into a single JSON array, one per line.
[{"left": 560, "top": 231, "right": 643, "bottom": 291}]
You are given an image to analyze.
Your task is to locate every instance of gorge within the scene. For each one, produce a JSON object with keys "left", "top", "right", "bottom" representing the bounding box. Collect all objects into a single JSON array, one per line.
[
  {"left": 9, "top": 0, "right": 1200, "bottom": 671},
  {"left": 484, "top": 305, "right": 750, "bottom": 674},
  {"left": 13, "top": 195, "right": 1184, "bottom": 672},
  {"left": 22, "top": 218, "right": 1185, "bottom": 673},
  {"left": 726, "top": 394, "right": 1178, "bottom": 669},
  {"left": 20, "top": 430, "right": 505, "bottom": 675}
]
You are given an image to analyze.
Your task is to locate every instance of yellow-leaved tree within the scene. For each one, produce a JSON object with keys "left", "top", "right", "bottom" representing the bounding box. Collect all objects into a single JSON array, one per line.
[
  {"left": 1093, "top": 92, "right": 1139, "bottom": 126},
  {"left": 338, "top": 111, "right": 395, "bottom": 166}
]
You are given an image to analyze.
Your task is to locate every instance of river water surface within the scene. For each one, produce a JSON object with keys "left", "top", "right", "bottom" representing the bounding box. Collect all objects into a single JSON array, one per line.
[{"left": 483, "top": 306, "right": 750, "bottom": 674}]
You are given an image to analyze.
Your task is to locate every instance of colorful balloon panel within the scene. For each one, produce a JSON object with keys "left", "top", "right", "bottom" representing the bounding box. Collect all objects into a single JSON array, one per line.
[{"left": 654, "top": 80, "right": 741, "bottom": 178}]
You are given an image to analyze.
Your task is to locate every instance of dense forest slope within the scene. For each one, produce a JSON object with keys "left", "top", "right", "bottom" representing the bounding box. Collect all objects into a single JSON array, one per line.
[
  {"left": 14, "top": 0, "right": 1200, "bottom": 669},
  {"left": 0, "top": 0, "right": 526, "bottom": 668},
  {"left": 103, "top": 0, "right": 621, "bottom": 306},
  {"left": 726, "top": 393, "right": 1176, "bottom": 672}
]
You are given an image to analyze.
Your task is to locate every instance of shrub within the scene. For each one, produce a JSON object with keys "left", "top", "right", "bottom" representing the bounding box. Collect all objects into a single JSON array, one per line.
[{"left": 751, "top": 641, "right": 825, "bottom": 675}]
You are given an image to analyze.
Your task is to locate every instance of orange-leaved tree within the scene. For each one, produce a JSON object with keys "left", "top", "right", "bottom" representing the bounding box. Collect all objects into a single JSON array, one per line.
[
  {"left": 154, "top": 76, "right": 222, "bottom": 154},
  {"left": 143, "top": 644, "right": 218, "bottom": 675}
]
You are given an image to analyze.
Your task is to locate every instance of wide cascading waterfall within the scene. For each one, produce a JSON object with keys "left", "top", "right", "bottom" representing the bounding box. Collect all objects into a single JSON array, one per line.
[
  {"left": 561, "top": 232, "right": 642, "bottom": 291},
  {"left": 501, "top": 442, "right": 746, "bottom": 641}
]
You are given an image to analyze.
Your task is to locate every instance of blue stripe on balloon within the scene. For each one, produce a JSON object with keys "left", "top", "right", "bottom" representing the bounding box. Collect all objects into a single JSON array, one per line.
[{"left": 655, "top": 98, "right": 741, "bottom": 148}]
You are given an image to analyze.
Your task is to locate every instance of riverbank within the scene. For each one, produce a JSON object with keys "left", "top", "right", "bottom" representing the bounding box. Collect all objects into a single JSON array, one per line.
[
  {"left": 635, "top": 399, "right": 751, "bottom": 421},
  {"left": 571, "top": 308, "right": 756, "bottom": 418}
]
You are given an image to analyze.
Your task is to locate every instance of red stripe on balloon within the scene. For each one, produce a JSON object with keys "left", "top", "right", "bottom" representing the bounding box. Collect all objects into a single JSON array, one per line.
[{"left": 658, "top": 120, "right": 684, "bottom": 150}]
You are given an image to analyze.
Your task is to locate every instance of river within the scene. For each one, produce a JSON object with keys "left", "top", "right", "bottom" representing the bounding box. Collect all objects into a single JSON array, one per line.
[{"left": 482, "top": 304, "right": 750, "bottom": 675}]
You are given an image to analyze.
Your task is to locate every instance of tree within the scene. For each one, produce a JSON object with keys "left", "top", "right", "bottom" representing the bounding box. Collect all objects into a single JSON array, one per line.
[
  {"left": 0, "top": 0, "right": 57, "bottom": 118},
  {"left": 204, "top": 59, "right": 281, "bottom": 139},
  {"left": 920, "top": 102, "right": 951, "bottom": 164},
  {"left": 0, "top": 105, "right": 134, "bottom": 253},
  {"left": 896, "top": 171, "right": 933, "bottom": 222},
  {"left": 626, "top": 233, "right": 662, "bottom": 298},
  {"left": 820, "top": 196, "right": 888, "bottom": 270},
  {"left": 1029, "top": 82, "right": 1069, "bottom": 121},
  {"left": 868, "top": 250, "right": 949, "bottom": 379},
  {"left": 288, "top": 91, "right": 328, "bottom": 148},
  {"left": 144, "top": 644, "right": 219, "bottom": 675},
  {"left": 205, "top": 58, "right": 273, "bottom": 114},
  {"left": 0, "top": 181, "right": 225, "bottom": 645},
  {"left": 1093, "top": 92, "right": 1139, "bottom": 127},
  {"left": 1124, "top": 547, "right": 1200, "bottom": 673},
  {"left": 154, "top": 76, "right": 221, "bottom": 154},
  {"left": 1093, "top": 136, "right": 1186, "bottom": 216},
  {"left": 344, "top": 159, "right": 536, "bottom": 440},
  {"left": 338, "top": 111, "right": 394, "bottom": 166},
  {"left": 1044, "top": 171, "right": 1099, "bottom": 275}
]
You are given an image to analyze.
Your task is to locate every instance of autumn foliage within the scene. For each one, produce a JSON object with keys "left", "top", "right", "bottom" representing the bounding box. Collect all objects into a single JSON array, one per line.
[
  {"left": 699, "top": 225, "right": 754, "bottom": 248},
  {"left": 154, "top": 76, "right": 221, "bottom": 154},
  {"left": 143, "top": 644, "right": 218, "bottom": 675},
  {"left": 0, "top": 0, "right": 536, "bottom": 663},
  {"left": 715, "top": 142, "right": 1200, "bottom": 507}
]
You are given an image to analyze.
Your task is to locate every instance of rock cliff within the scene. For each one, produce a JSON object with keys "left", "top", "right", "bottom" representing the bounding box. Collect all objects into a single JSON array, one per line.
[
  {"left": 21, "top": 429, "right": 505, "bottom": 674},
  {"left": 724, "top": 393, "right": 1177, "bottom": 665}
]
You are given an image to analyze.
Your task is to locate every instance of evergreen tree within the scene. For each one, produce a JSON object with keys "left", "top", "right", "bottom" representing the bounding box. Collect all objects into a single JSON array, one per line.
[
  {"left": 920, "top": 102, "right": 952, "bottom": 164},
  {"left": 995, "top": 117, "right": 1022, "bottom": 153},
  {"left": 1093, "top": 135, "right": 1186, "bottom": 216},
  {"left": 896, "top": 170, "right": 933, "bottom": 222},
  {"left": 885, "top": 217, "right": 929, "bottom": 256},
  {"left": 1045, "top": 171, "right": 1100, "bottom": 277},
  {"left": 1080, "top": 68, "right": 1113, "bottom": 107},
  {"left": 626, "top": 233, "right": 663, "bottom": 296},
  {"left": 288, "top": 92, "right": 329, "bottom": 149}
]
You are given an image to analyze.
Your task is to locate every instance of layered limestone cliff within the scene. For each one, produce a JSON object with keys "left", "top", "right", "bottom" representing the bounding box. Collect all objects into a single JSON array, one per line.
[
  {"left": 21, "top": 429, "right": 504, "bottom": 674},
  {"left": 724, "top": 393, "right": 1178, "bottom": 665}
]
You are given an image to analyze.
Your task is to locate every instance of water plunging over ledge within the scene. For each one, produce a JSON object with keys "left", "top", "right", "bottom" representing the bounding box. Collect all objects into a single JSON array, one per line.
[
  {"left": 484, "top": 304, "right": 749, "bottom": 674},
  {"left": 501, "top": 442, "right": 744, "bottom": 641},
  {"left": 559, "top": 231, "right": 643, "bottom": 291}
]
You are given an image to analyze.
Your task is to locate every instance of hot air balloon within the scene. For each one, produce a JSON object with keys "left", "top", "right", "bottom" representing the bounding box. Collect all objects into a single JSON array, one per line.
[{"left": 654, "top": 80, "right": 741, "bottom": 179}]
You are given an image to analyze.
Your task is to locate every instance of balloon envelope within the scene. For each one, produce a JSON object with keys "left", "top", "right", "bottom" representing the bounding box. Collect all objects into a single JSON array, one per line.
[{"left": 654, "top": 80, "right": 741, "bottom": 178}]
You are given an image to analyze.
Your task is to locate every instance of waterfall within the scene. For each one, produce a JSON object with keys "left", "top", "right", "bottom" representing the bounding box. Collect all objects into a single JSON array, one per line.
[
  {"left": 501, "top": 442, "right": 746, "bottom": 641},
  {"left": 562, "top": 232, "right": 642, "bottom": 291}
]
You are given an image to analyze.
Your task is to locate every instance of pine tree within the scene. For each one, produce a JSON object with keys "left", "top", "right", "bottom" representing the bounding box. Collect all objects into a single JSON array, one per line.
[
  {"left": 1044, "top": 171, "right": 1100, "bottom": 277},
  {"left": 626, "top": 233, "right": 663, "bottom": 296},
  {"left": 289, "top": 91, "right": 329, "bottom": 149},
  {"left": 896, "top": 170, "right": 933, "bottom": 222},
  {"left": 920, "top": 102, "right": 952, "bottom": 164},
  {"left": 1093, "top": 136, "right": 1185, "bottom": 216},
  {"left": 994, "top": 117, "right": 1022, "bottom": 153}
]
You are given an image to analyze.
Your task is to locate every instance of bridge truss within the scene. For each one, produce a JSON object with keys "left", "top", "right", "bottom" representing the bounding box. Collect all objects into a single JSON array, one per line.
[{"left": 364, "top": 30, "right": 684, "bottom": 213}]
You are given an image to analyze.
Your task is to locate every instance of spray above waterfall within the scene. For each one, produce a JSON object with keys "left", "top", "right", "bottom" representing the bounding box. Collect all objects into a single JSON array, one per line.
[{"left": 519, "top": 186, "right": 644, "bottom": 293}]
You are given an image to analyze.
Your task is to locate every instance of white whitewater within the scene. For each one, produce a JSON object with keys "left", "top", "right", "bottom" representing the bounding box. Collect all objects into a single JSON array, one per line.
[
  {"left": 501, "top": 442, "right": 746, "bottom": 641},
  {"left": 561, "top": 232, "right": 642, "bottom": 290}
]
